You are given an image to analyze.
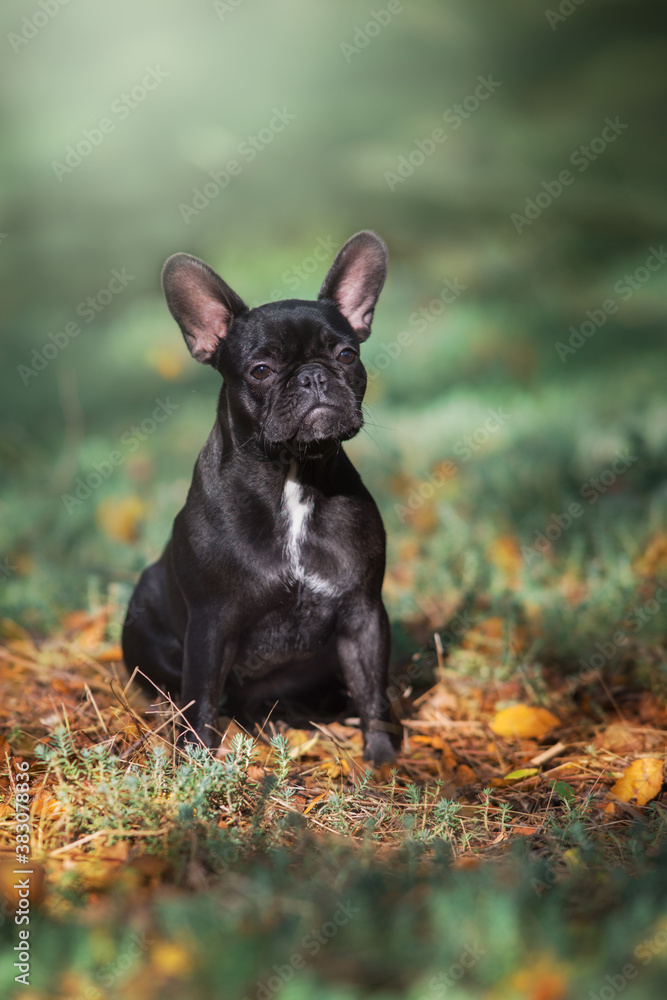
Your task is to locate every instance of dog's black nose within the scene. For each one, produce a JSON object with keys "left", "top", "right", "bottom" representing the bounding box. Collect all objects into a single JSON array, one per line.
[{"left": 296, "top": 364, "right": 329, "bottom": 390}]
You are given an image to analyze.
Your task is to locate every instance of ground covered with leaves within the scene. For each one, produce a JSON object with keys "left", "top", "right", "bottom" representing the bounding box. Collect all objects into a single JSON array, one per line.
[
  {"left": 2, "top": 561, "right": 667, "bottom": 1000},
  {"left": 3, "top": 0, "right": 667, "bottom": 992},
  {"left": 3, "top": 224, "right": 667, "bottom": 1000}
]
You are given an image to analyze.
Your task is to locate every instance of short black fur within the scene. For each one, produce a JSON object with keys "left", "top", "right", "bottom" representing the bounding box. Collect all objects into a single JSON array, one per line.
[{"left": 122, "top": 231, "right": 396, "bottom": 764}]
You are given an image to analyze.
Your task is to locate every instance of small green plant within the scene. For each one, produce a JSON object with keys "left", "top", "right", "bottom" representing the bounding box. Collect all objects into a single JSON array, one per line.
[{"left": 270, "top": 733, "right": 295, "bottom": 806}]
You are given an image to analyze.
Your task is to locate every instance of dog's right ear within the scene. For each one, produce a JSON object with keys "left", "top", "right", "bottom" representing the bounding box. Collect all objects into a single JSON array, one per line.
[
  {"left": 161, "top": 253, "right": 248, "bottom": 364},
  {"left": 318, "top": 230, "right": 387, "bottom": 341}
]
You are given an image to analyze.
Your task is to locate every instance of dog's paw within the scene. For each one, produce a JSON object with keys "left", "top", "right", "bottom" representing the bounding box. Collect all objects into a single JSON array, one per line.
[{"left": 363, "top": 730, "right": 396, "bottom": 767}]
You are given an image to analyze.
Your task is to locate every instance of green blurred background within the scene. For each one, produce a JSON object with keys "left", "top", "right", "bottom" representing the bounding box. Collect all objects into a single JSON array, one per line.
[{"left": 1, "top": 0, "right": 666, "bottom": 646}]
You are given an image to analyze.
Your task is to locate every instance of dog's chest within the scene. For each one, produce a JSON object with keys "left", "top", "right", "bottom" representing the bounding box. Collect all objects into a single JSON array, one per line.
[{"left": 280, "top": 464, "right": 339, "bottom": 598}]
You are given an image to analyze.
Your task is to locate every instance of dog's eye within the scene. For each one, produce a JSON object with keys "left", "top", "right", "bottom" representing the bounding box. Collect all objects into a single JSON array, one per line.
[
  {"left": 338, "top": 348, "right": 357, "bottom": 365},
  {"left": 251, "top": 365, "right": 273, "bottom": 380}
]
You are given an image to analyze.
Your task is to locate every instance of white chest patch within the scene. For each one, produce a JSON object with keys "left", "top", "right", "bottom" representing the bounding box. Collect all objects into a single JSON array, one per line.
[
  {"left": 283, "top": 463, "right": 313, "bottom": 572},
  {"left": 282, "top": 462, "right": 338, "bottom": 597}
]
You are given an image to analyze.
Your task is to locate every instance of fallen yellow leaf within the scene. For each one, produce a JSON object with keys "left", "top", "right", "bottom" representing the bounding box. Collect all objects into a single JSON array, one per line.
[
  {"left": 490, "top": 704, "right": 560, "bottom": 740},
  {"left": 96, "top": 495, "right": 145, "bottom": 543},
  {"left": 562, "top": 848, "right": 582, "bottom": 872},
  {"left": 151, "top": 941, "right": 193, "bottom": 977},
  {"left": 609, "top": 758, "right": 663, "bottom": 806},
  {"left": 504, "top": 767, "right": 539, "bottom": 782}
]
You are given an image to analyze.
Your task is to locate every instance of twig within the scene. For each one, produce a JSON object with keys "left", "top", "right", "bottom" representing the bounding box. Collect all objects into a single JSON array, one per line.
[
  {"left": 528, "top": 741, "right": 567, "bottom": 767},
  {"left": 49, "top": 828, "right": 166, "bottom": 857}
]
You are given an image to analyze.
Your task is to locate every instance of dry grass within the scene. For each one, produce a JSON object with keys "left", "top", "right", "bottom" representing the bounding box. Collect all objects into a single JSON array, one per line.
[{"left": 2, "top": 603, "right": 666, "bottom": 899}]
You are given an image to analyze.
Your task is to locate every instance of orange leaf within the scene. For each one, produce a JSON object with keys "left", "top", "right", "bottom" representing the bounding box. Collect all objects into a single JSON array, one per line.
[
  {"left": 510, "top": 952, "right": 569, "bottom": 1000},
  {"left": 609, "top": 758, "right": 663, "bottom": 806},
  {"left": 95, "top": 644, "right": 123, "bottom": 662},
  {"left": 74, "top": 619, "right": 107, "bottom": 651},
  {"left": 454, "top": 763, "right": 477, "bottom": 785},
  {"left": 595, "top": 723, "right": 642, "bottom": 754},
  {"left": 490, "top": 705, "right": 560, "bottom": 740},
  {"left": 33, "top": 791, "right": 67, "bottom": 818},
  {"left": 451, "top": 855, "right": 479, "bottom": 870},
  {"left": 303, "top": 791, "right": 328, "bottom": 815},
  {"left": 0, "top": 860, "right": 45, "bottom": 906},
  {"left": 61, "top": 609, "right": 92, "bottom": 631},
  {"left": 461, "top": 616, "right": 526, "bottom": 655}
]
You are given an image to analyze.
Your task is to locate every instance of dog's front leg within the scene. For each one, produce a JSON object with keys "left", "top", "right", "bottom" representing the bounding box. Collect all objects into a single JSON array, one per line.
[
  {"left": 337, "top": 603, "right": 396, "bottom": 766},
  {"left": 179, "top": 613, "right": 237, "bottom": 749}
]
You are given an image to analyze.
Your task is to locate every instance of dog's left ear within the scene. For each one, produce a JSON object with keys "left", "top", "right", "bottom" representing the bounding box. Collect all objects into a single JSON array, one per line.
[
  {"left": 318, "top": 230, "right": 387, "bottom": 341},
  {"left": 161, "top": 253, "right": 248, "bottom": 365}
]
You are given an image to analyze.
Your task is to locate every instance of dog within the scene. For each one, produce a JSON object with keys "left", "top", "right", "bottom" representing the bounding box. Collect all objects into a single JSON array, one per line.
[{"left": 122, "top": 230, "right": 396, "bottom": 765}]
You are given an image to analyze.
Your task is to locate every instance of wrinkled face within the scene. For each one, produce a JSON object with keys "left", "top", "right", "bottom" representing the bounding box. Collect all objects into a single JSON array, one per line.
[
  {"left": 218, "top": 300, "right": 367, "bottom": 449},
  {"left": 160, "top": 229, "right": 387, "bottom": 456}
]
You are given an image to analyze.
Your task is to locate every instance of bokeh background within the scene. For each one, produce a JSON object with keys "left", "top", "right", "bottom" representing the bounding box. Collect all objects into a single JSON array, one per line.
[
  {"left": 2, "top": 5, "right": 667, "bottom": 997},
  {"left": 1, "top": 0, "right": 666, "bottom": 672}
]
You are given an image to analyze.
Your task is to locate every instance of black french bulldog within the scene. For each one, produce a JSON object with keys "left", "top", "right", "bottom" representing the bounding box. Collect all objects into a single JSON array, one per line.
[{"left": 122, "top": 230, "right": 396, "bottom": 765}]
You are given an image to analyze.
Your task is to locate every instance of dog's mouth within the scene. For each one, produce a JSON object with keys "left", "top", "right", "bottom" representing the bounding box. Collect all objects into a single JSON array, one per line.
[
  {"left": 303, "top": 401, "right": 346, "bottom": 420},
  {"left": 259, "top": 381, "right": 364, "bottom": 453},
  {"left": 296, "top": 401, "right": 363, "bottom": 442},
  {"left": 261, "top": 403, "right": 363, "bottom": 453}
]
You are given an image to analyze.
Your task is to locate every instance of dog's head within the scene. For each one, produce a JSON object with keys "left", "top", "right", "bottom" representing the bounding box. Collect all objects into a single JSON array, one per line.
[{"left": 161, "top": 231, "right": 387, "bottom": 453}]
